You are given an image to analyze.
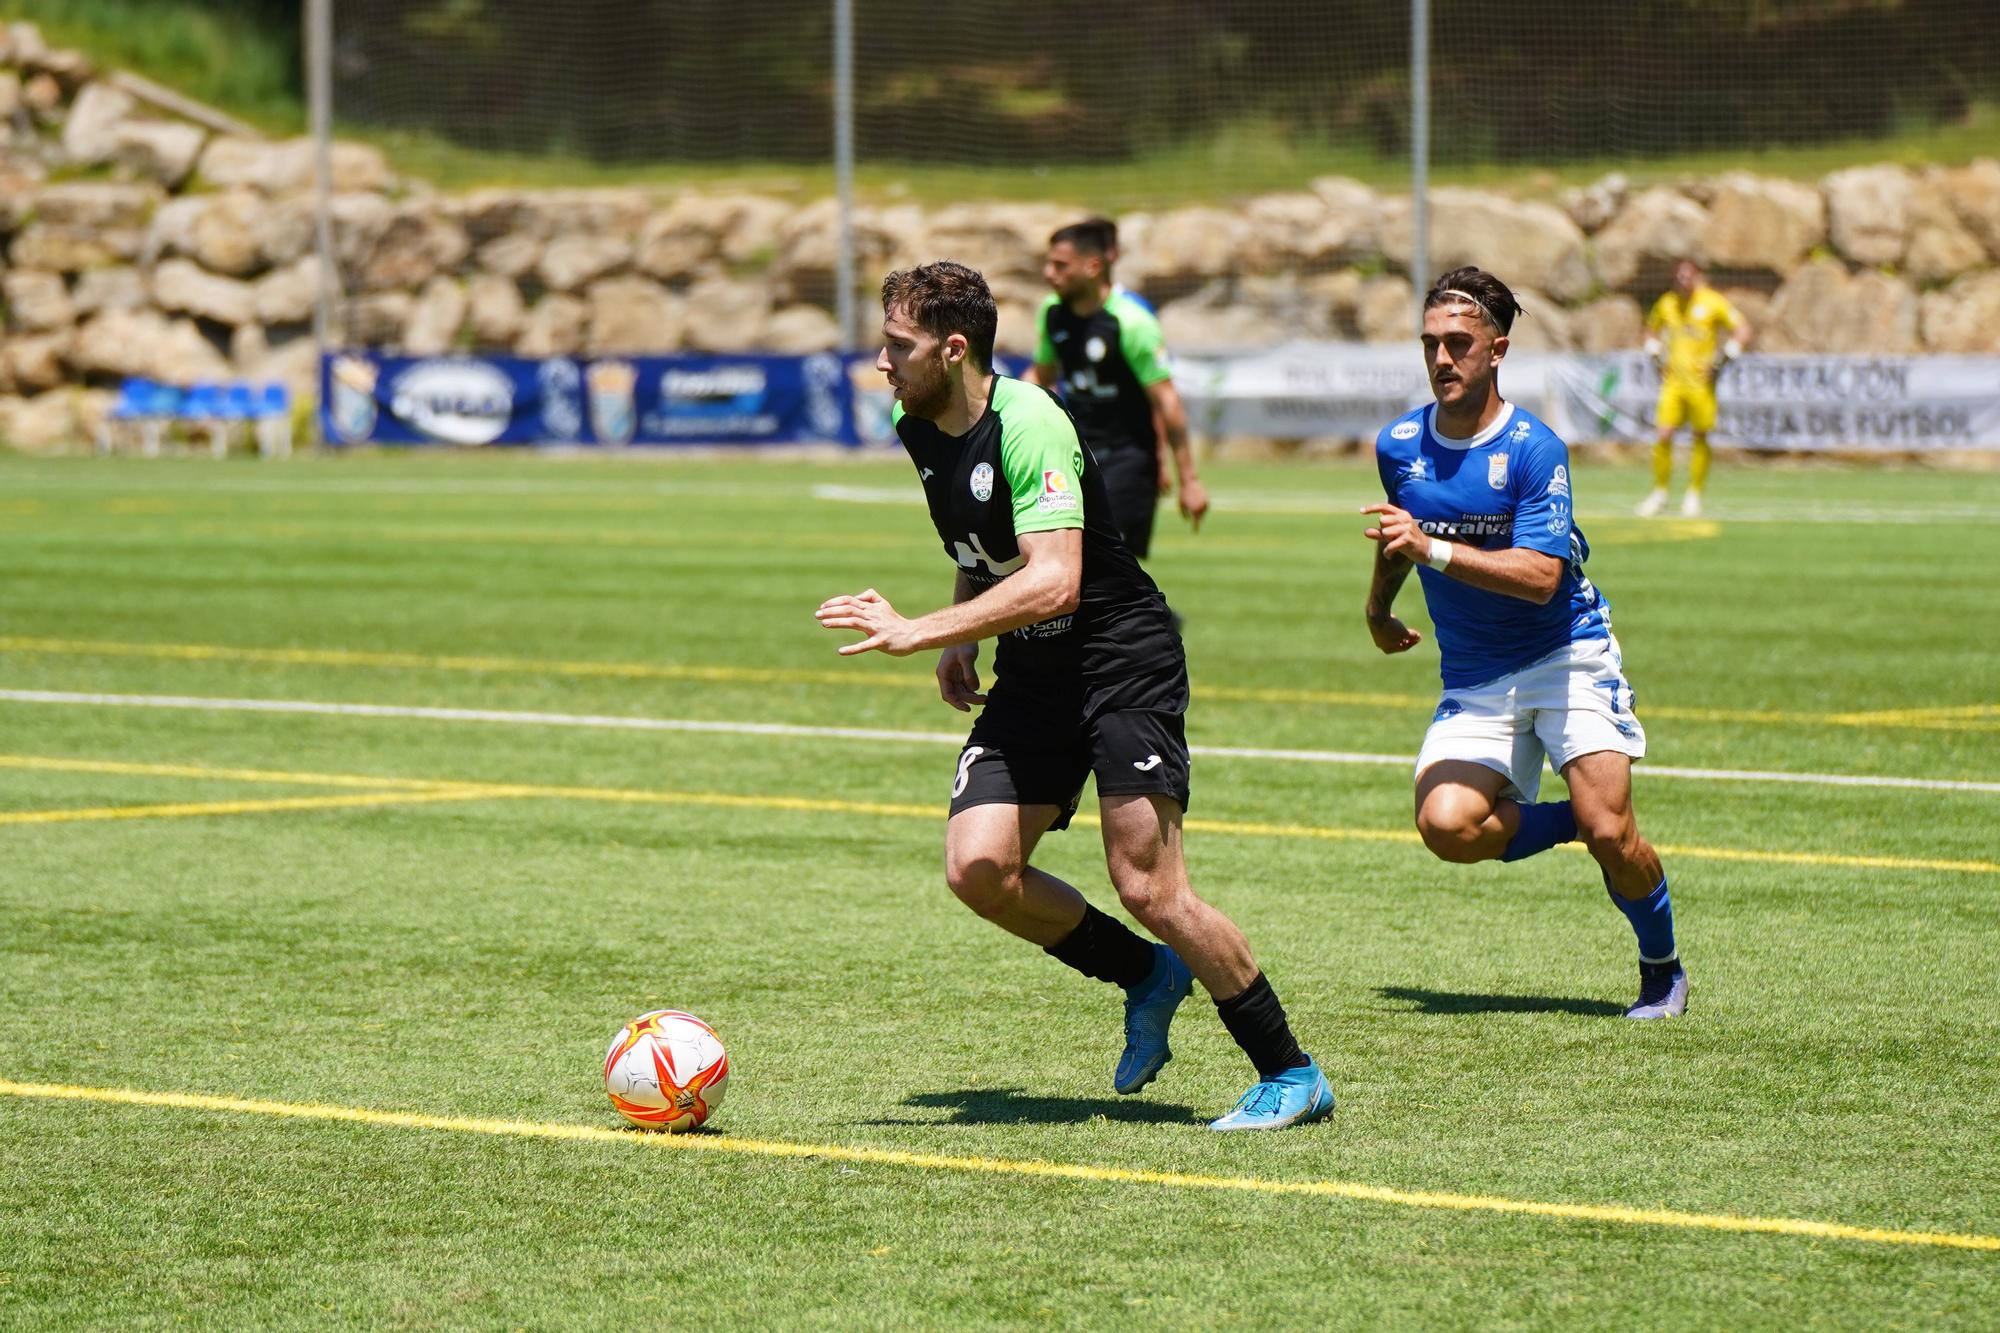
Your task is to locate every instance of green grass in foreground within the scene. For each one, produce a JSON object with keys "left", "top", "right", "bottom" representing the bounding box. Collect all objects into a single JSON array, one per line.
[{"left": 0, "top": 453, "right": 1996, "bottom": 1327}]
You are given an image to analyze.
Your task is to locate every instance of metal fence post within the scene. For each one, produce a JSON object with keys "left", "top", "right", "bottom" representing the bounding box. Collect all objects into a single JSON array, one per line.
[
  {"left": 833, "top": 0, "right": 857, "bottom": 351},
  {"left": 1410, "top": 0, "right": 1430, "bottom": 331},
  {"left": 307, "top": 0, "right": 334, "bottom": 450}
]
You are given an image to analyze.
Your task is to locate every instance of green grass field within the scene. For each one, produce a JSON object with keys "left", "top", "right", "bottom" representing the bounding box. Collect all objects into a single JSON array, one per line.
[{"left": 0, "top": 451, "right": 1996, "bottom": 1328}]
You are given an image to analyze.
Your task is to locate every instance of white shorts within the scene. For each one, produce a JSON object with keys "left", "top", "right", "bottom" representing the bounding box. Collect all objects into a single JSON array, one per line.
[{"left": 1414, "top": 635, "right": 1646, "bottom": 802}]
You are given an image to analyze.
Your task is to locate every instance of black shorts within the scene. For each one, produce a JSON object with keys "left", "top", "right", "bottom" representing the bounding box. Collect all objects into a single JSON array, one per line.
[
  {"left": 947, "top": 689, "right": 1192, "bottom": 832},
  {"left": 1095, "top": 447, "right": 1160, "bottom": 559}
]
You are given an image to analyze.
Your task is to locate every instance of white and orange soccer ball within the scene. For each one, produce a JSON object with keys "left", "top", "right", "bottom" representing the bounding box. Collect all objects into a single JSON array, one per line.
[{"left": 602, "top": 1009, "right": 730, "bottom": 1132}]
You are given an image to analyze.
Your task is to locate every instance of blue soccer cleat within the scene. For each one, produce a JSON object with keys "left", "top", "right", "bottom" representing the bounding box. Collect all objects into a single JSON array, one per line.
[
  {"left": 1625, "top": 959, "right": 1689, "bottom": 1019},
  {"left": 1208, "top": 1058, "right": 1337, "bottom": 1132},
  {"left": 1114, "top": 944, "right": 1193, "bottom": 1095}
]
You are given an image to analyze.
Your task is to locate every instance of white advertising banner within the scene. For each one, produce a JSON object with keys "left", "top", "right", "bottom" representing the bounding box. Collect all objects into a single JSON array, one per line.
[
  {"left": 1175, "top": 344, "right": 2000, "bottom": 450},
  {"left": 1551, "top": 353, "right": 2000, "bottom": 450}
]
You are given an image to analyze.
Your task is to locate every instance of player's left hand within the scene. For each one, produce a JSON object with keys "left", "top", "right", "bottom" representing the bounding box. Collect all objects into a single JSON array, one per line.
[
  {"left": 816, "top": 588, "right": 922, "bottom": 657},
  {"left": 1178, "top": 477, "right": 1209, "bottom": 531},
  {"left": 1361, "top": 503, "right": 1431, "bottom": 564}
]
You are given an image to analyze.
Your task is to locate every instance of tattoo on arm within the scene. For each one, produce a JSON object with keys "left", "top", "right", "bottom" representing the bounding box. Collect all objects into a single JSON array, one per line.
[{"left": 1367, "top": 542, "right": 1413, "bottom": 622}]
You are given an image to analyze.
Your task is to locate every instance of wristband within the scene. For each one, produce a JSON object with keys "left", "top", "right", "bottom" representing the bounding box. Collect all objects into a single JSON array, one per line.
[{"left": 1423, "top": 536, "right": 1454, "bottom": 571}]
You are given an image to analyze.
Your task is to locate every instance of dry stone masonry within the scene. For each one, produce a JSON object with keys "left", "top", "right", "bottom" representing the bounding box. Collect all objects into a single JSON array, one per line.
[{"left": 3, "top": 19, "right": 2000, "bottom": 450}]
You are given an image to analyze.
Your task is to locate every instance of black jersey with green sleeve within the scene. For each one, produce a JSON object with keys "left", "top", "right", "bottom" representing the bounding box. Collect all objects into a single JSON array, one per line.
[
  {"left": 1034, "top": 289, "right": 1173, "bottom": 464},
  {"left": 893, "top": 376, "right": 1182, "bottom": 711}
]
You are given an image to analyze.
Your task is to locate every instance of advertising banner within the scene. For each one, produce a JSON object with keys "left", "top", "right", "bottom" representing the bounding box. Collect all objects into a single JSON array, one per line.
[
  {"left": 1170, "top": 343, "right": 2000, "bottom": 450},
  {"left": 322, "top": 350, "right": 856, "bottom": 447},
  {"left": 1173, "top": 343, "right": 1562, "bottom": 442},
  {"left": 1550, "top": 353, "right": 2000, "bottom": 450}
]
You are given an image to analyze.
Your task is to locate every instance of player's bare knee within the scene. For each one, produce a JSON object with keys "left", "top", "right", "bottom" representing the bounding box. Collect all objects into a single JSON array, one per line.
[
  {"left": 944, "top": 851, "right": 1023, "bottom": 920},
  {"left": 1577, "top": 814, "right": 1642, "bottom": 868},
  {"left": 1415, "top": 806, "right": 1488, "bottom": 864},
  {"left": 1110, "top": 867, "right": 1183, "bottom": 927}
]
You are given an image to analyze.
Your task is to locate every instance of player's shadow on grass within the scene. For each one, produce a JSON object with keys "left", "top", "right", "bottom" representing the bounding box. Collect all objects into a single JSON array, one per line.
[
  {"left": 869, "top": 1087, "right": 1198, "bottom": 1126},
  {"left": 1377, "top": 986, "right": 1624, "bottom": 1017}
]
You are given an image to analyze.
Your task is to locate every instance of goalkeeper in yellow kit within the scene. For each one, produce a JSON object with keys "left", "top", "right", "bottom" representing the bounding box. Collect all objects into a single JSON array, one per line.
[{"left": 1636, "top": 260, "right": 1750, "bottom": 518}]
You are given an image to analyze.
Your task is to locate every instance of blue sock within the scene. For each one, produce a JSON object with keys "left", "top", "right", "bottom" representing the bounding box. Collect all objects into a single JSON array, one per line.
[
  {"left": 1606, "top": 876, "right": 1677, "bottom": 964},
  {"left": 1500, "top": 801, "right": 1576, "bottom": 862}
]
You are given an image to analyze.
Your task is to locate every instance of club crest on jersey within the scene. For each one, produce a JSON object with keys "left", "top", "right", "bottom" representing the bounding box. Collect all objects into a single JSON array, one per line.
[
  {"left": 1488, "top": 452, "right": 1509, "bottom": 489},
  {"left": 969, "top": 462, "right": 994, "bottom": 502},
  {"left": 1403, "top": 455, "right": 1428, "bottom": 482},
  {"left": 1038, "top": 469, "right": 1079, "bottom": 513},
  {"left": 1085, "top": 336, "right": 1108, "bottom": 363}
]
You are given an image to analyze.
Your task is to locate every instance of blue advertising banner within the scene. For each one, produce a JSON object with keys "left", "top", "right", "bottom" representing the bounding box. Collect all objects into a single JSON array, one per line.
[{"left": 322, "top": 350, "right": 859, "bottom": 447}]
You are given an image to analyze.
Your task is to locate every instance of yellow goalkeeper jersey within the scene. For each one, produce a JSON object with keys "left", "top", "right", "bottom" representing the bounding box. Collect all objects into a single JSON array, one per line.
[{"left": 1647, "top": 285, "right": 1744, "bottom": 382}]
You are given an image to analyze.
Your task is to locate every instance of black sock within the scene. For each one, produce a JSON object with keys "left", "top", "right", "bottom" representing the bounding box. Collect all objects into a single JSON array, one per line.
[
  {"left": 1044, "top": 904, "right": 1156, "bottom": 989},
  {"left": 1214, "top": 972, "right": 1310, "bottom": 1079}
]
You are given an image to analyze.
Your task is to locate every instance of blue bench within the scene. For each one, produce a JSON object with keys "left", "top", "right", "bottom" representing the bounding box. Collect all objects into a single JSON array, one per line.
[{"left": 100, "top": 378, "right": 293, "bottom": 458}]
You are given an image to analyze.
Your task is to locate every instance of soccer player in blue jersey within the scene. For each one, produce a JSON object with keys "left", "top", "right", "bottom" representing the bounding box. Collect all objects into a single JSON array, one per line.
[{"left": 1361, "top": 266, "right": 1688, "bottom": 1019}]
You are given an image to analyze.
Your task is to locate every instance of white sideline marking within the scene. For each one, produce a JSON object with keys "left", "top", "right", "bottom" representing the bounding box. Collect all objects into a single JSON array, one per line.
[
  {"left": 2, "top": 689, "right": 1996, "bottom": 796},
  {"left": 811, "top": 484, "right": 2000, "bottom": 523}
]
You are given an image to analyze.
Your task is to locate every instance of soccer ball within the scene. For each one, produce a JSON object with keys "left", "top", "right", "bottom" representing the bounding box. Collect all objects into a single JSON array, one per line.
[{"left": 603, "top": 1009, "right": 730, "bottom": 1132}]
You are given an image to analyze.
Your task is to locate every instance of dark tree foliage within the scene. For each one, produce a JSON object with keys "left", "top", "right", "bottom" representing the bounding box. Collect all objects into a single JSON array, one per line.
[{"left": 325, "top": 0, "right": 2000, "bottom": 165}]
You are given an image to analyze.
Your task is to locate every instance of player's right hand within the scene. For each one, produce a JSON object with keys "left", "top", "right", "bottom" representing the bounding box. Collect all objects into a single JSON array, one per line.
[
  {"left": 937, "top": 644, "right": 987, "bottom": 711},
  {"left": 1366, "top": 613, "right": 1423, "bottom": 655}
]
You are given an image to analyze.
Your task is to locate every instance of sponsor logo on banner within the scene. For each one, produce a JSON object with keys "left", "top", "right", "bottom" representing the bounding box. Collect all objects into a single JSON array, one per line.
[
  {"left": 538, "top": 358, "right": 582, "bottom": 440},
  {"left": 1390, "top": 419, "right": 1420, "bottom": 440},
  {"left": 970, "top": 462, "right": 994, "bottom": 502},
  {"left": 329, "top": 355, "right": 378, "bottom": 443},
  {"left": 1549, "top": 464, "right": 1570, "bottom": 497},
  {"left": 388, "top": 359, "right": 513, "bottom": 445},
  {"left": 1487, "top": 452, "right": 1509, "bottom": 489},
  {"left": 803, "top": 353, "right": 845, "bottom": 440},
  {"left": 588, "top": 360, "right": 638, "bottom": 444},
  {"left": 1038, "top": 470, "right": 1079, "bottom": 513},
  {"left": 653, "top": 364, "right": 773, "bottom": 437},
  {"left": 663, "top": 365, "right": 767, "bottom": 413}
]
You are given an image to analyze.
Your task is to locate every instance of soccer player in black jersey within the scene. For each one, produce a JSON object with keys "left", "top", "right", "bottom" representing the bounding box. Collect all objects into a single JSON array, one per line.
[
  {"left": 815, "top": 261, "right": 1332, "bottom": 1130},
  {"left": 1027, "top": 219, "right": 1207, "bottom": 561}
]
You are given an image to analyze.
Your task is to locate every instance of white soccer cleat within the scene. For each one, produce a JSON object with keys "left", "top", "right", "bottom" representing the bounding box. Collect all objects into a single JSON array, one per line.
[
  {"left": 1680, "top": 490, "right": 1703, "bottom": 518},
  {"left": 1635, "top": 488, "right": 1669, "bottom": 518}
]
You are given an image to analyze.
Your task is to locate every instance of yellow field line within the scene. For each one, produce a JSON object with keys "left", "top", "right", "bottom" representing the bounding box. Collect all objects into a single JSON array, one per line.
[
  {"left": 475, "top": 783, "right": 1995, "bottom": 874},
  {"left": 1826, "top": 704, "right": 2000, "bottom": 726},
  {"left": 1, "top": 1080, "right": 1992, "bottom": 1253},
  {"left": 167, "top": 519, "right": 919, "bottom": 552},
  {"left": 1, "top": 635, "right": 1991, "bottom": 731},
  {"left": 0, "top": 788, "right": 495, "bottom": 827},
  {"left": 0, "top": 635, "right": 897, "bottom": 691},
  {"left": 1645, "top": 842, "right": 2000, "bottom": 875},
  {"left": 0, "top": 753, "right": 460, "bottom": 790},
  {"left": 1, "top": 753, "right": 1989, "bottom": 875}
]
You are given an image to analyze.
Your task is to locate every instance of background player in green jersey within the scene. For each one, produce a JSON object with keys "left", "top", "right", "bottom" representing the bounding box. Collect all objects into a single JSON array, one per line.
[
  {"left": 815, "top": 261, "right": 1332, "bottom": 1131},
  {"left": 1028, "top": 219, "right": 1208, "bottom": 561}
]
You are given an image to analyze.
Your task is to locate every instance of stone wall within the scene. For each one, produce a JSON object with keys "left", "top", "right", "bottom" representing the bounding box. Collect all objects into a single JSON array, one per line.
[{"left": 4, "top": 19, "right": 2000, "bottom": 450}]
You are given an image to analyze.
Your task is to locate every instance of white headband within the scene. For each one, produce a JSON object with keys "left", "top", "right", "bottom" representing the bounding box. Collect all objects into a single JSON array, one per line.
[{"left": 1435, "top": 288, "right": 1498, "bottom": 329}]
